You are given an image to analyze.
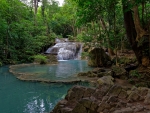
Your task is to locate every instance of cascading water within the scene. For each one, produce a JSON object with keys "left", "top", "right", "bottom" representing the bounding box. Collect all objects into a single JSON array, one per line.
[
  {"left": 76, "top": 43, "right": 83, "bottom": 60},
  {"left": 45, "top": 38, "right": 82, "bottom": 60}
]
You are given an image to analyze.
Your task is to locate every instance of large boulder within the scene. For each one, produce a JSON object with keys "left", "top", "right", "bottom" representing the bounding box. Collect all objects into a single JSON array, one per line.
[{"left": 88, "top": 47, "right": 111, "bottom": 67}]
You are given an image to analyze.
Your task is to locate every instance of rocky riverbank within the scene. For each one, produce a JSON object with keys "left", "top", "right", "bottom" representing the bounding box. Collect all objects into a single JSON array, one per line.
[
  {"left": 50, "top": 62, "right": 150, "bottom": 113},
  {"left": 50, "top": 83, "right": 150, "bottom": 113}
]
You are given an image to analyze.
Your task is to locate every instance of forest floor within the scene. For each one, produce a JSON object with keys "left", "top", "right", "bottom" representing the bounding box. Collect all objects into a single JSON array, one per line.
[{"left": 112, "top": 49, "right": 150, "bottom": 88}]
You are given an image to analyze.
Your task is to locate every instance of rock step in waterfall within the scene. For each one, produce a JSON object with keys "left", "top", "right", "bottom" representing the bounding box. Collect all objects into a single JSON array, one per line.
[{"left": 45, "top": 38, "right": 82, "bottom": 60}]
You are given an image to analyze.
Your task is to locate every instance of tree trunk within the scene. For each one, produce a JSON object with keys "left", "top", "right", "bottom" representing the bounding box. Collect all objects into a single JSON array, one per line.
[
  {"left": 99, "top": 17, "right": 115, "bottom": 56},
  {"left": 122, "top": 3, "right": 143, "bottom": 65},
  {"left": 132, "top": 5, "right": 147, "bottom": 41},
  {"left": 34, "top": 0, "right": 38, "bottom": 15},
  {"left": 34, "top": 0, "right": 38, "bottom": 25}
]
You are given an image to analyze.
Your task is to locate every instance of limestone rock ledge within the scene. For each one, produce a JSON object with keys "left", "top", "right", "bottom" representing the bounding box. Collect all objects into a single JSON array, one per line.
[{"left": 50, "top": 84, "right": 150, "bottom": 113}]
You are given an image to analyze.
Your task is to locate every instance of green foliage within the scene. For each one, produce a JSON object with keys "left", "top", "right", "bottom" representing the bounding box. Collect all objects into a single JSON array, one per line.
[
  {"left": 33, "top": 54, "right": 47, "bottom": 64},
  {"left": 118, "top": 57, "right": 137, "bottom": 65},
  {"left": 81, "top": 52, "right": 89, "bottom": 59},
  {"left": 67, "top": 35, "right": 74, "bottom": 41},
  {"left": 0, "top": 0, "right": 60, "bottom": 64},
  {"left": 130, "top": 70, "right": 141, "bottom": 78},
  {"left": 69, "top": 0, "right": 126, "bottom": 50},
  {"left": 50, "top": 2, "right": 76, "bottom": 38},
  {"left": 76, "top": 31, "right": 93, "bottom": 42},
  {"left": 0, "top": 0, "right": 149, "bottom": 64}
]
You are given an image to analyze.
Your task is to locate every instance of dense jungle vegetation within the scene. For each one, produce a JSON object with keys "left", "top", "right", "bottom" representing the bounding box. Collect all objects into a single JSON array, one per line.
[{"left": 0, "top": 0, "right": 150, "bottom": 67}]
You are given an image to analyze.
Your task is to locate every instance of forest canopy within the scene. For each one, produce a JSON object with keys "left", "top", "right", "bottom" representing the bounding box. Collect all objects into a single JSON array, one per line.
[{"left": 0, "top": 0, "right": 150, "bottom": 66}]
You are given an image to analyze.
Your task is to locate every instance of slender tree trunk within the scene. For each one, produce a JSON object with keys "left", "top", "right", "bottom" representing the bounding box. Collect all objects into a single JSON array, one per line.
[
  {"left": 34, "top": 0, "right": 38, "bottom": 25},
  {"left": 72, "top": 23, "right": 75, "bottom": 37},
  {"left": 91, "top": 21, "right": 95, "bottom": 40},
  {"left": 113, "top": 4, "right": 118, "bottom": 65},
  {"left": 99, "top": 17, "right": 115, "bottom": 56},
  {"left": 34, "top": 0, "right": 38, "bottom": 14}
]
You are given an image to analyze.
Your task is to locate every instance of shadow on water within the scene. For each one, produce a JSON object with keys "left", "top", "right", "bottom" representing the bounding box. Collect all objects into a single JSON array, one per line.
[{"left": 0, "top": 60, "right": 93, "bottom": 113}]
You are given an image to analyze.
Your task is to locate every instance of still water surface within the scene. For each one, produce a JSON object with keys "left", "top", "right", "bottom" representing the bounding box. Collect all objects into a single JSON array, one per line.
[
  {"left": 0, "top": 60, "right": 92, "bottom": 113},
  {"left": 13, "top": 60, "right": 93, "bottom": 81}
]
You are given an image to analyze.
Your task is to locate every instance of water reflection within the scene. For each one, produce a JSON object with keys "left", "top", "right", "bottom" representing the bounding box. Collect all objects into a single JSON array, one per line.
[
  {"left": 12, "top": 60, "right": 93, "bottom": 81},
  {"left": 55, "top": 61, "right": 76, "bottom": 78}
]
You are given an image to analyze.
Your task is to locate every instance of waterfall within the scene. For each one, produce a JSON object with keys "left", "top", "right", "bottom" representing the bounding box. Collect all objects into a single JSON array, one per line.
[
  {"left": 76, "top": 43, "right": 83, "bottom": 60},
  {"left": 45, "top": 39, "right": 82, "bottom": 60}
]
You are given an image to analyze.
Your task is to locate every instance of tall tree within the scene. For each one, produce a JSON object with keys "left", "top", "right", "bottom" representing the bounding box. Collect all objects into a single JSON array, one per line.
[{"left": 122, "top": 0, "right": 150, "bottom": 66}]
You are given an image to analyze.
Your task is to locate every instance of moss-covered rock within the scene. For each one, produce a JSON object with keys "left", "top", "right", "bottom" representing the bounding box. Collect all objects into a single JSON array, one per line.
[
  {"left": 88, "top": 48, "right": 111, "bottom": 67},
  {"left": 97, "top": 71, "right": 112, "bottom": 77},
  {"left": 46, "top": 54, "right": 58, "bottom": 64},
  {"left": 97, "top": 76, "right": 114, "bottom": 85},
  {"left": 128, "top": 68, "right": 150, "bottom": 87},
  {"left": 111, "top": 65, "right": 128, "bottom": 79},
  {"left": 77, "top": 68, "right": 112, "bottom": 78}
]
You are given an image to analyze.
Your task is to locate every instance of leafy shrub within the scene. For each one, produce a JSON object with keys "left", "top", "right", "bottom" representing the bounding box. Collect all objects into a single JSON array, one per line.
[
  {"left": 0, "top": 61, "right": 2, "bottom": 66},
  {"left": 67, "top": 35, "right": 75, "bottom": 41},
  {"left": 81, "top": 52, "right": 89, "bottom": 59},
  {"left": 116, "top": 56, "right": 137, "bottom": 65},
  {"left": 33, "top": 54, "right": 47, "bottom": 64},
  {"left": 76, "top": 31, "right": 93, "bottom": 42},
  {"left": 130, "top": 70, "right": 141, "bottom": 78}
]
